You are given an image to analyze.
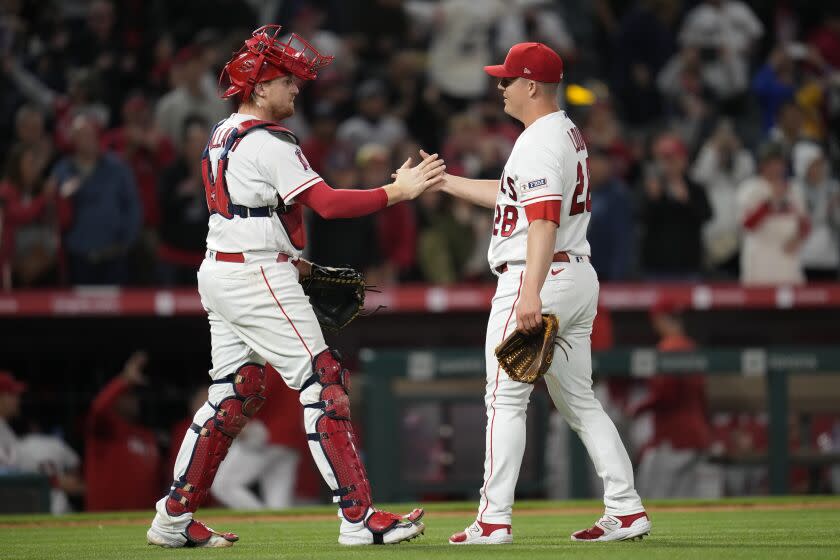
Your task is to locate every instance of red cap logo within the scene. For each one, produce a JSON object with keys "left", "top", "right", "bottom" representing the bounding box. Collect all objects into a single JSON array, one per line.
[{"left": 484, "top": 42, "right": 564, "bottom": 83}]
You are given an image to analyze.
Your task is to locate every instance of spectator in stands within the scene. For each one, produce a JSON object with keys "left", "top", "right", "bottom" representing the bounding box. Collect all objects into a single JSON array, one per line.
[
  {"left": 494, "top": 0, "right": 576, "bottom": 66},
  {"left": 360, "top": 144, "right": 416, "bottom": 283},
  {"left": 441, "top": 113, "right": 486, "bottom": 178},
  {"left": 85, "top": 351, "right": 162, "bottom": 511},
  {"left": 658, "top": 45, "right": 749, "bottom": 110},
  {"left": 16, "top": 428, "right": 85, "bottom": 514},
  {"left": 753, "top": 49, "right": 799, "bottom": 135},
  {"left": 416, "top": 190, "right": 474, "bottom": 284},
  {"left": 654, "top": 47, "right": 714, "bottom": 148},
  {"left": 673, "top": 0, "right": 761, "bottom": 112},
  {"left": 406, "top": 0, "right": 506, "bottom": 113},
  {"left": 147, "top": 34, "right": 177, "bottom": 98},
  {"left": 102, "top": 93, "right": 175, "bottom": 233},
  {"left": 306, "top": 148, "right": 383, "bottom": 275},
  {"left": 738, "top": 142, "right": 810, "bottom": 285},
  {"left": 156, "top": 116, "right": 209, "bottom": 285},
  {"left": 790, "top": 143, "right": 840, "bottom": 280},
  {"left": 336, "top": 79, "right": 407, "bottom": 150},
  {"left": 677, "top": 0, "right": 763, "bottom": 57},
  {"left": 0, "top": 373, "right": 83, "bottom": 513},
  {"left": 583, "top": 100, "right": 635, "bottom": 182},
  {"left": 13, "top": 105, "right": 55, "bottom": 172},
  {"left": 588, "top": 147, "right": 634, "bottom": 281},
  {"left": 300, "top": 107, "right": 343, "bottom": 175},
  {"left": 53, "top": 114, "right": 141, "bottom": 285},
  {"left": 67, "top": 0, "right": 137, "bottom": 118},
  {"left": 808, "top": 6, "right": 840, "bottom": 71},
  {"left": 102, "top": 93, "right": 176, "bottom": 283},
  {"left": 611, "top": 0, "right": 680, "bottom": 127},
  {"left": 630, "top": 300, "right": 722, "bottom": 498},
  {"left": 769, "top": 101, "right": 810, "bottom": 163},
  {"left": 0, "top": 371, "right": 25, "bottom": 468},
  {"left": 3, "top": 60, "right": 110, "bottom": 154},
  {"left": 639, "top": 133, "right": 712, "bottom": 280},
  {"left": 387, "top": 50, "right": 444, "bottom": 152},
  {"left": 0, "top": 146, "right": 62, "bottom": 288},
  {"left": 154, "top": 46, "right": 229, "bottom": 145},
  {"left": 690, "top": 119, "right": 755, "bottom": 277}
]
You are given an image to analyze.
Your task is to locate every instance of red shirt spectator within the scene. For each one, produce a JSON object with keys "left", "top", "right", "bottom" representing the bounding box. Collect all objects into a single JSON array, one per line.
[
  {"left": 101, "top": 95, "right": 175, "bottom": 228},
  {"left": 630, "top": 303, "right": 713, "bottom": 452},
  {"left": 85, "top": 352, "right": 161, "bottom": 511}
]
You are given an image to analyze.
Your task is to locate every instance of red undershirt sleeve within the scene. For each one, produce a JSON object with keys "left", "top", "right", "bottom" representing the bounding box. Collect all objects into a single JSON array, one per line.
[
  {"left": 294, "top": 180, "right": 389, "bottom": 219},
  {"left": 742, "top": 200, "right": 772, "bottom": 230},
  {"left": 524, "top": 200, "right": 562, "bottom": 225}
]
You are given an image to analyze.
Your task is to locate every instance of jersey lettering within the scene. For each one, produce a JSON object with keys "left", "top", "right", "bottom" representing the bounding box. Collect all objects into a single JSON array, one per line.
[
  {"left": 493, "top": 204, "right": 519, "bottom": 237},
  {"left": 499, "top": 173, "right": 518, "bottom": 201},
  {"left": 567, "top": 126, "right": 586, "bottom": 153},
  {"left": 569, "top": 157, "right": 592, "bottom": 216}
]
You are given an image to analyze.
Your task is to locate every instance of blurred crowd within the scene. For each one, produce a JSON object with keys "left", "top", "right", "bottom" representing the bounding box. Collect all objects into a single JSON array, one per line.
[
  {"left": 1, "top": 0, "right": 840, "bottom": 290},
  {"left": 0, "top": 354, "right": 322, "bottom": 513}
]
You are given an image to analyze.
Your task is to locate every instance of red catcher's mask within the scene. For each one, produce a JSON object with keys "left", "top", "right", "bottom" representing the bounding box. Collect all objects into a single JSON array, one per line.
[{"left": 219, "top": 24, "right": 334, "bottom": 101}]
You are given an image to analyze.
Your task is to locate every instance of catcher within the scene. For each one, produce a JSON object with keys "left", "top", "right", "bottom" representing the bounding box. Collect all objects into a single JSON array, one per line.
[{"left": 146, "top": 24, "right": 444, "bottom": 548}]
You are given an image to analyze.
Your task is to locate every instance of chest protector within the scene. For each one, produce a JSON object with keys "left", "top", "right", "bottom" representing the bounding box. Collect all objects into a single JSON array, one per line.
[{"left": 202, "top": 119, "right": 306, "bottom": 248}]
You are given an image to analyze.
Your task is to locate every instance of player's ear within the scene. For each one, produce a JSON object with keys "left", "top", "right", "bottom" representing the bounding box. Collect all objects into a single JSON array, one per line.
[{"left": 528, "top": 80, "right": 537, "bottom": 99}]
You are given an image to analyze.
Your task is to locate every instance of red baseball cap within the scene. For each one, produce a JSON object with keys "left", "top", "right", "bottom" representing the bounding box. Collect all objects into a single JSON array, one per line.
[
  {"left": 485, "top": 42, "right": 564, "bottom": 83},
  {"left": 0, "top": 371, "right": 26, "bottom": 394}
]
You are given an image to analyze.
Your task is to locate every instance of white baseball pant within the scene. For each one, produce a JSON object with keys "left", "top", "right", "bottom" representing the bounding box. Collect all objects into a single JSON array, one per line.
[
  {"left": 152, "top": 254, "right": 336, "bottom": 533},
  {"left": 477, "top": 259, "right": 644, "bottom": 524}
]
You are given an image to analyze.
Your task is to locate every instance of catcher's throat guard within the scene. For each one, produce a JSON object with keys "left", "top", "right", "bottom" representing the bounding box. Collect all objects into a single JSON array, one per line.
[{"left": 495, "top": 314, "right": 560, "bottom": 384}]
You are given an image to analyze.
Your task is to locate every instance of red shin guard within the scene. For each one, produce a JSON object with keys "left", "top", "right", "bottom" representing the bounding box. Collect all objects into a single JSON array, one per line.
[
  {"left": 305, "top": 349, "right": 372, "bottom": 523},
  {"left": 166, "top": 363, "right": 266, "bottom": 516}
]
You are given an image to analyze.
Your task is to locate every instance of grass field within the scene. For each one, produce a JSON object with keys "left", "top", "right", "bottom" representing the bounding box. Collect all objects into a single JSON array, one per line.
[{"left": 1, "top": 497, "right": 838, "bottom": 560}]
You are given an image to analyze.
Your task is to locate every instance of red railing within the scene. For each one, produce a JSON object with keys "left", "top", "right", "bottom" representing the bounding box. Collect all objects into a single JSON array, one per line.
[{"left": 2, "top": 283, "right": 840, "bottom": 316}]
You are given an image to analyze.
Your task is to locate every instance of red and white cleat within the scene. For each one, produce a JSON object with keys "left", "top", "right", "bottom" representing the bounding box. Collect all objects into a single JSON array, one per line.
[
  {"left": 571, "top": 512, "right": 651, "bottom": 542},
  {"left": 338, "top": 507, "right": 425, "bottom": 545},
  {"left": 147, "top": 520, "right": 239, "bottom": 548},
  {"left": 449, "top": 520, "right": 513, "bottom": 545}
]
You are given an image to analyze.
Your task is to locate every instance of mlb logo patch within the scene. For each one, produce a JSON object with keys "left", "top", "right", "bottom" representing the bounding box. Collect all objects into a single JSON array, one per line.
[{"left": 524, "top": 178, "right": 547, "bottom": 192}]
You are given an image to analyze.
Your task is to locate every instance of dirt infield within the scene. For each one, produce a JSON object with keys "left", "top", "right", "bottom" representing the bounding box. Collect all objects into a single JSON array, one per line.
[{"left": 2, "top": 499, "right": 838, "bottom": 529}]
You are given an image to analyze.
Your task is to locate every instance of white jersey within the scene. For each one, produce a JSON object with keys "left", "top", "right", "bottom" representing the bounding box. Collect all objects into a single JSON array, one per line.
[
  {"left": 487, "top": 110, "right": 591, "bottom": 271},
  {"left": 205, "top": 113, "right": 322, "bottom": 256}
]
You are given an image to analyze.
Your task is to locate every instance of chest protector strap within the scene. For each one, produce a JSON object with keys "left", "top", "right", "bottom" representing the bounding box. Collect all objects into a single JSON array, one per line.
[{"left": 202, "top": 119, "right": 299, "bottom": 219}]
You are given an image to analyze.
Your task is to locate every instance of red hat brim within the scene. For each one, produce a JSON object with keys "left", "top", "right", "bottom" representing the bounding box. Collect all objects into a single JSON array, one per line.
[{"left": 484, "top": 64, "right": 518, "bottom": 78}]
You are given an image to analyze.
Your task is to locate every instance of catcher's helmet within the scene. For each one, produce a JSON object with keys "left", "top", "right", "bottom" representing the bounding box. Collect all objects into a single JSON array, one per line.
[{"left": 219, "top": 24, "right": 333, "bottom": 101}]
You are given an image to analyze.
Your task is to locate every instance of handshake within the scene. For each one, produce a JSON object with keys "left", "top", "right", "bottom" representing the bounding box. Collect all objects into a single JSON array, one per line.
[{"left": 385, "top": 149, "right": 448, "bottom": 205}]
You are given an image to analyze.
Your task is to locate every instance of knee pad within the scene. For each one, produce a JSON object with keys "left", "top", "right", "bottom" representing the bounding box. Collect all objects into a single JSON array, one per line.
[
  {"left": 301, "top": 349, "right": 371, "bottom": 523},
  {"left": 166, "top": 363, "right": 266, "bottom": 516}
]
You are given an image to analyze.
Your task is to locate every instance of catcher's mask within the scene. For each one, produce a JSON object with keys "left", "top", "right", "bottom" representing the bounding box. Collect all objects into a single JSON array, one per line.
[{"left": 219, "top": 24, "right": 334, "bottom": 101}]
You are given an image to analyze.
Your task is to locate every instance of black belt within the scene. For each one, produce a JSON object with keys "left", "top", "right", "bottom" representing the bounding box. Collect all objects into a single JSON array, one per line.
[{"left": 229, "top": 204, "right": 274, "bottom": 218}]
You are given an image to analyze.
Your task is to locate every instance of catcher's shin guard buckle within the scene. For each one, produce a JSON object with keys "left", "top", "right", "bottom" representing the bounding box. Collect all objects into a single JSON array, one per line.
[{"left": 494, "top": 314, "right": 560, "bottom": 384}]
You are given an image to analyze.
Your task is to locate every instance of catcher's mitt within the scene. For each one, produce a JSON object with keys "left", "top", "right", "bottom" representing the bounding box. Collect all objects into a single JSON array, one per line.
[
  {"left": 494, "top": 314, "right": 560, "bottom": 384},
  {"left": 300, "top": 264, "right": 366, "bottom": 332}
]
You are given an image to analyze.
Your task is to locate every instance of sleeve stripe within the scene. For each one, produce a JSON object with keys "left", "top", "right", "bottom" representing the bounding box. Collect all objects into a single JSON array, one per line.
[
  {"left": 285, "top": 176, "right": 322, "bottom": 200},
  {"left": 524, "top": 200, "right": 561, "bottom": 225},
  {"left": 522, "top": 193, "right": 562, "bottom": 205}
]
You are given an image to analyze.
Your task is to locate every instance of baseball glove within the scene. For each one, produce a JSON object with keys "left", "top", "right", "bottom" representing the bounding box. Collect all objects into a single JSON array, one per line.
[
  {"left": 301, "top": 264, "right": 366, "bottom": 332},
  {"left": 495, "top": 314, "right": 560, "bottom": 384}
]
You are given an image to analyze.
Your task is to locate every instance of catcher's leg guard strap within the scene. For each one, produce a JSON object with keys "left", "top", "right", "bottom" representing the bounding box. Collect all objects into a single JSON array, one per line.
[
  {"left": 301, "top": 349, "right": 372, "bottom": 523},
  {"left": 166, "top": 363, "right": 266, "bottom": 516}
]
